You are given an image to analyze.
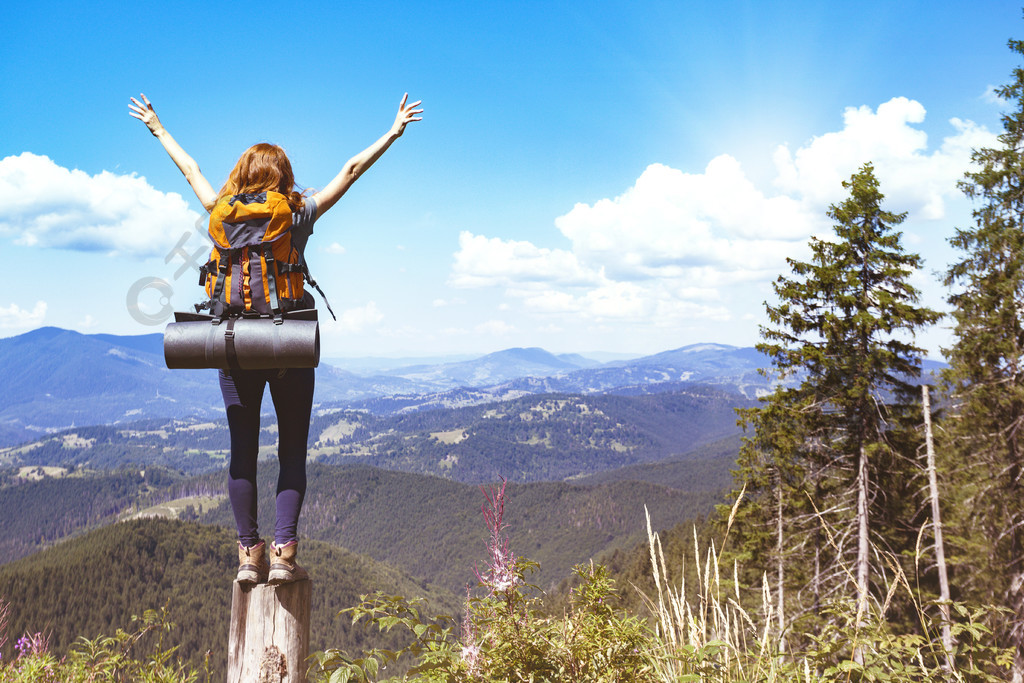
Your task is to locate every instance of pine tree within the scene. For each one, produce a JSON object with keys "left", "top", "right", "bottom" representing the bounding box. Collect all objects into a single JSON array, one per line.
[
  {"left": 943, "top": 36, "right": 1024, "bottom": 681},
  {"left": 735, "top": 163, "right": 939, "bottom": 652},
  {"left": 731, "top": 397, "right": 821, "bottom": 640}
]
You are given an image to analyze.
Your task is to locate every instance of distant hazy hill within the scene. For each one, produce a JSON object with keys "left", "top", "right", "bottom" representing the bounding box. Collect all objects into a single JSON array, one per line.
[
  {"left": 332, "top": 343, "right": 778, "bottom": 416},
  {"left": 0, "top": 328, "right": 429, "bottom": 445},
  {"left": 0, "top": 518, "right": 457, "bottom": 680},
  {"left": 0, "top": 327, "right": 221, "bottom": 444},
  {"left": 377, "top": 347, "right": 596, "bottom": 387},
  {"left": 0, "top": 328, "right": 776, "bottom": 445},
  {"left": 328, "top": 349, "right": 603, "bottom": 377},
  {"left": 3, "top": 327, "right": 944, "bottom": 448}
]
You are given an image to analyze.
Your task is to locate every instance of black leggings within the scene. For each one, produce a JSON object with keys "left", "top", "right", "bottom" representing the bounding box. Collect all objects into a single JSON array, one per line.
[{"left": 219, "top": 367, "right": 315, "bottom": 546}]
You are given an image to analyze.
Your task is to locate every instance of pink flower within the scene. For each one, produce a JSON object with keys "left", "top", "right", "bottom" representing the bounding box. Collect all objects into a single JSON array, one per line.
[{"left": 475, "top": 478, "right": 518, "bottom": 595}]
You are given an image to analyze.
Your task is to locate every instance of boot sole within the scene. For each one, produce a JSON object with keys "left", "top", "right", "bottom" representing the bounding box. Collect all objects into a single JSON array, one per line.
[
  {"left": 237, "top": 570, "right": 263, "bottom": 585},
  {"left": 268, "top": 567, "right": 308, "bottom": 584},
  {"left": 268, "top": 569, "right": 295, "bottom": 584}
]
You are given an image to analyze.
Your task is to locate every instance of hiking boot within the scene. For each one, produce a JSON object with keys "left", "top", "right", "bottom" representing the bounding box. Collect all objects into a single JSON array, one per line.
[
  {"left": 268, "top": 541, "right": 308, "bottom": 584},
  {"left": 236, "top": 540, "right": 269, "bottom": 585}
]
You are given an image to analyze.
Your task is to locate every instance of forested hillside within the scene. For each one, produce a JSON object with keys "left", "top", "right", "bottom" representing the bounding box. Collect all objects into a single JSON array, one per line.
[
  {"left": 0, "top": 518, "right": 458, "bottom": 681},
  {"left": 0, "top": 466, "right": 189, "bottom": 562},
  {"left": 189, "top": 462, "right": 724, "bottom": 593},
  {"left": 0, "top": 443, "right": 735, "bottom": 589},
  {"left": 1, "top": 388, "right": 748, "bottom": 483},
  {"left": 0, "top": 419, "right": 229, "bottom": 473},
  {"left": 573, "top": 433, "right": 742, "bottom": 491},
  {"left": 314, "top": 388, "right": 747, "bottom": 482}
]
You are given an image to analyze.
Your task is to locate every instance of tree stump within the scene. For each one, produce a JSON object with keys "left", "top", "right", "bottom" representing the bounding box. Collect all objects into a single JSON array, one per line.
[{"left": 228, "top": 579, "right": 311, "bottom": 683}]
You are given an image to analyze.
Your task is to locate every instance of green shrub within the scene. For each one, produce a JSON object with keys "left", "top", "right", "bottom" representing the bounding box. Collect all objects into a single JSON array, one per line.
[
  {"left": 312, "top": 481, "right": 660, "bottom": 682},
  {"left": 0, "top": 603, "right": 209, "bottom": 683}
]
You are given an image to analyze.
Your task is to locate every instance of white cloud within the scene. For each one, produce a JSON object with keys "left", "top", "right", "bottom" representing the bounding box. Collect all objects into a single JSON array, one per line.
[
  {"left": 450, "top": 159, "right": 813, "bottom": 325},
  {"left": 0, "top": 153, "right": 202, "bottom": 257},
  {"left": 555, "top": 158, "right": 817, "bottom": 277},
  {"left": 323, "top": 242, "right": 347, "bottom": 255},
  {"left": 450, "top": 231, "right": 600, "bottom": 288},
  {"left": 448, "top": 97, "right": 995, "bottom": 331},
  {"left": 772, "top": 97, "right": 994, "bottom": 219},
  {"left": 0, "top": 301, "right": 46, "bottom": 329},
  {"left": 330, "top": 301, "right": 384, "bottom": 334}
]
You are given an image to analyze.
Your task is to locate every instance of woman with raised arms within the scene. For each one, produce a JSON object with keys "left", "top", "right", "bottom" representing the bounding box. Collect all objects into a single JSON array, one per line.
[{"left": 130, "top": 92, "right": 422, "bottom": 584}]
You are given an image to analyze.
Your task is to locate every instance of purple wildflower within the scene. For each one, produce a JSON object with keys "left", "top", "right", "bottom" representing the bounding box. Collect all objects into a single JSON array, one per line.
[
  {"left": 475, "top": 478, "right": 517, "bottom": 594},
  {"left": 15, "top": 631, "right": 49, "bottom": 658}
]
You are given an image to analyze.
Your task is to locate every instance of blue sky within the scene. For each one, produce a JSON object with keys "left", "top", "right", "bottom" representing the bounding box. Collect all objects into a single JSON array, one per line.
[{"left": 1, "top": 1, "right": 1020, "bottom": 357}]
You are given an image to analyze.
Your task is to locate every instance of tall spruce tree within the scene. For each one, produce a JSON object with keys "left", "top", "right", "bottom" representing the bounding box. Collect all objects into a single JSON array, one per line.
[
  {"left": 736, "top": 163, "right": 939, "bottom": 649},
  {"left": 943, "top": 36, "right": 1024, "bottom": 681}
]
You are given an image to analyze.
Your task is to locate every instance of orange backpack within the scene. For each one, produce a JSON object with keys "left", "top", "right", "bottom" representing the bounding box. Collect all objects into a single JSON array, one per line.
[{"left": 197, "top": 191, "right": 334, "bottom": 323}]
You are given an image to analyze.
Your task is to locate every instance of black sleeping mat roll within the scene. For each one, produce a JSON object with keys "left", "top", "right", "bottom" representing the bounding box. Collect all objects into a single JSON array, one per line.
[{"left": 163, "top": 310, "right": 319, "bottom": 370}]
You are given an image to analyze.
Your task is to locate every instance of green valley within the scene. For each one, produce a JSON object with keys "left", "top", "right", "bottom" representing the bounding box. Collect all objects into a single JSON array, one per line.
[{"left": 0, "top": 518, "right": 459, "bottom": 681}]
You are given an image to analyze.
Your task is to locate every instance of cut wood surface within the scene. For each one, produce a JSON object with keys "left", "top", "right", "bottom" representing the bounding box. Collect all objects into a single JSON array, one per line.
[{"left": 228, "top": 579, "right": 311, "bottom": 683}]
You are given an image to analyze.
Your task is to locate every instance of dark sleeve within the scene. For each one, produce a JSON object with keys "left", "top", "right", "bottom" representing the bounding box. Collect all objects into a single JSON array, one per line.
[
  {"left": 291, "top": 197, "right": 318, "bottom": 252},
  {"left": 298, "top": 197, "right": 318, "bottom": 237}
]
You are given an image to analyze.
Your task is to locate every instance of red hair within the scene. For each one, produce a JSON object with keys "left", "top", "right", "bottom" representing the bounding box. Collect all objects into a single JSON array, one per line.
[{"left": 217, "top": 143, "right": 305, "bottom": 210}]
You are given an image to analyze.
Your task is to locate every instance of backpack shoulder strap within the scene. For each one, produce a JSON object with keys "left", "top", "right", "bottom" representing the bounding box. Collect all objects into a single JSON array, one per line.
[
  {"left": 261, "top": 243, "right": 284, "bottom": 324},
  {"left": 208, "top": 247, "right": 233, "bottom": 324}
]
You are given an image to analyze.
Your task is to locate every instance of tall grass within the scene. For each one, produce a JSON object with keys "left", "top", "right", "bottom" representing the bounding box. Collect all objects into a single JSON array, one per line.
[
  {"left": 640, "top": 487, "right": 788, "bottom": 682},
  {"left": 639, "top": 490, "right": 1013, "bottom": 682}
]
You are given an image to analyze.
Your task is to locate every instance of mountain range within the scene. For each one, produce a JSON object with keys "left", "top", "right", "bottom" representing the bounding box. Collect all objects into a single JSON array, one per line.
[{"left": 0, "top": 327, "right": 787, "bottom": 447}]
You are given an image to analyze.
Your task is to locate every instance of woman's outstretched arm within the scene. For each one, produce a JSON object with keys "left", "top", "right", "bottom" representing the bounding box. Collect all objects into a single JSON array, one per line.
[
  {"left": 312, "top": 93, "right": 423, "bottom": 218},
  {"left": 129, "top": 93, "right": 218, "bottom": 212}
]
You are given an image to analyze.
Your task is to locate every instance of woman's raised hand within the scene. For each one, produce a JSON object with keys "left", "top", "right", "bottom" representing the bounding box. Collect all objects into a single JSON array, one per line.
[
  {"left": 126, "top": 93, "right": 217, "bottom": 210},
  {"left": 391, "top": 93, "right": 423, "bottom": 137},
  {"left": 128, "top": 94, "right": 164, "bottom": 136}
]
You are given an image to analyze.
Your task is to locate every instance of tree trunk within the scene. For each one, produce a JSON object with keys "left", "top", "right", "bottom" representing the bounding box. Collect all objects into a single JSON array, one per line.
[
  {"left": 813, "top": 523, "right": 821, "bottom": 620},
  {"left": 854, "top": 441, "right": 870, "bottom": 665},
  {"left": 1007, "top": 418, "right": 1024, "bottom": 683},
  {"left": 228, "top": 579, "right": 311, "bottom": 683},
  {"left": 922, "top": 385, "right": 954, "bottom": 666},
  {"left": 775, "top": 466, "right": 786, "bottom": 654},
  {"left": 1011, "top": 570, "right": 1024, "bottom": 683}
]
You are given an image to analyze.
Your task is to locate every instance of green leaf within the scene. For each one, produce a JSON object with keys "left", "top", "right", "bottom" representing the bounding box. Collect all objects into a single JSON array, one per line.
[
  {"left": 364, "top": 656, "right": 379, "bottom": 679},
  {"left": 329, "top": 667, "right": 354, "bottom": 683}
]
